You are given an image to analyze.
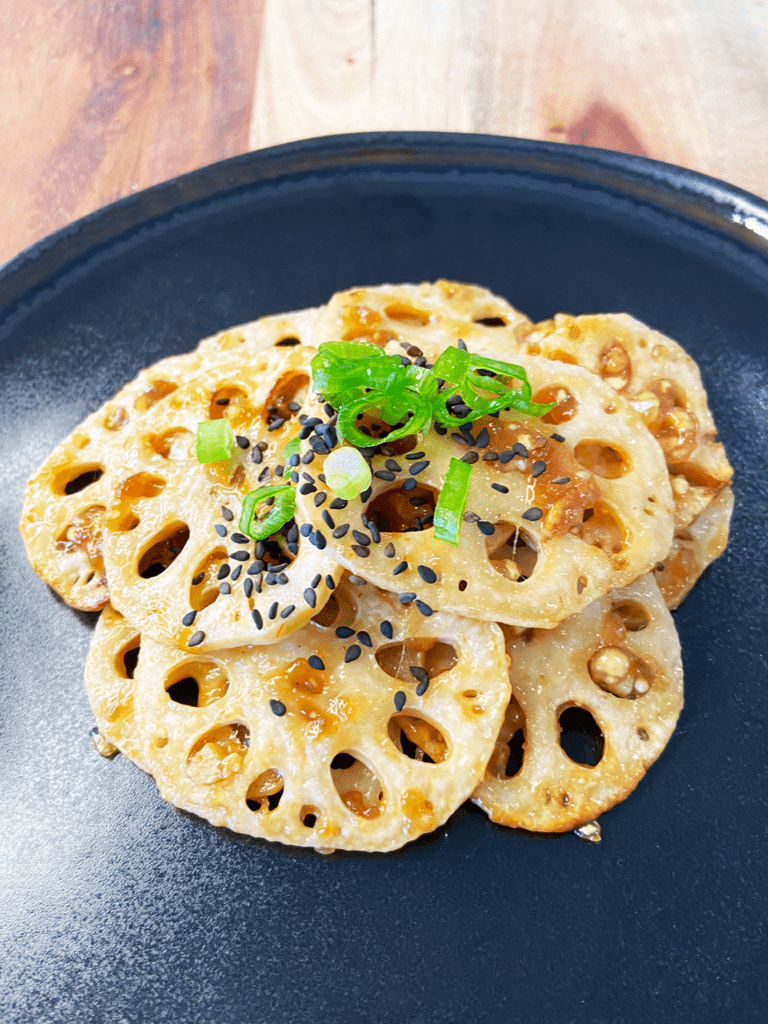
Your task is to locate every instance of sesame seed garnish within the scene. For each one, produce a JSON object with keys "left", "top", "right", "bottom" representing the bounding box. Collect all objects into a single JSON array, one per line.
[
  {"left": 275, "top": 465, "right": 285, "bottom": 478},
  {"left": 434, "top": 422, "right": 447, "bottom": 435},
  {"left": 313, "top": 492, "right": 327, "bottom": 507},
  {"left": 457, "top": 338, "right": 467, "bottom": 351},
  {"left": 290, "top": 472, "right": 299, "bottom": 483},
  {"left": 415, "top": 600, "right": 433, "bottom": 616},
  {"left": 247, "top": 559, "right": 265, "bottom": 574},
  {"left": 410, "top": 666, "right": 429, "bottom": 687},
  {"left": 498, "top": 450, "right": 514, "bottom": 463},
  {"left": 310, "top": 574, "right": 321, "bottom": 588},
  {"left": 477, "top": 521, "right": 495, "bottom": 535},
  {"left": 345, "top": 645, "right": 361, "bottom": 663},
  {"left": 417, "top": 565, "right": 437, "bottom": 583},
  {"left": 393, "top": 560, "right": 408, "bottom": 575},
  {"left": 192, "top": 573, "right": 204, "bottom": 585},
  {"left": 359, "top": 487, "right": 372, "bottom": 502},
  {"left": 333, "top": 524, "right": 350, "bottom": 539},
  {"left": 394, "top": 691, "right": 406, "bottom": 711},
  {"left": 409, "top": 460, "right": 429, "bottom": 475},
  {"left": 221, "top": 506, "right": 234, "bottom": 521},
  {"left": 384, "top": 459, "right": 402, "bottom": 472},
  {"left": 398, "top": 592, "right": 416, "bottom": 603},
  {"left": 280, "top": 605, "right": 295, "bottom": 619},
  {"left": 325, "top": 575, "right": 336, "bottom": 590},
  {"left": 301, "top": 450, "right": 314, "bottom": 465},
  {"left": 491, "top": 483, "right": 509, "bottom": 493},
  {"left": 352, "top": 530, "right": 371, "bottom": 547},
  {"left": 258, "top": 466, "right": 271, "bottom": 482},
  {"left": 309, "top": 437, "right": 330, "bottom": 455},
  {"left": 451, "top": 432, "right": 465, "bottom": 445},
  {"left": 252, "top": 608, "right": 264, "bottom": 630},
  {"left": 265, "top": 572, "right": 277, "bottom": 586},
  {"left": 348, "top": 574, "right": 367, "bottom": 585},
  {"left": 460, "top": 451, "right": 479, "bottom": 464},
  {"left": 329, "top": 498, "right": 347, "bottom": 510},
  {"left": 217, "top": 563, "right": 230, "bottom": 580},
  {"left": 268, "top": 602, "right": 278, "bottom": 620},
  {"left": 380, "top": 620, "right": 393, "bottom": 639},
  {"left": 357, "top": 631, "right": 372, "bottom": 647},
  {"left": 308, "top": 655, "right": 325, "bottom": 670},
  {"left": 299, "top": 523, "right": 312, "bottom": 537},
  {"left": 464, "top": 511, "right": 481, "bottom": 523},
  {"left": 303, "top": 588, "right": 317, "bottom": 608},
  {"left": 383, "top": 543, "right": 396, "bottom": 557},
  {"left": 219, "top": 581, "right": 231, "bottom": 595},
  {"left": 322, "top": 510, "right": 335, "bottom": 529},
  {"left": 215, "top": 524, "right": 227, "bottom": 537},
  {"left": 336, "top": 626, "right": 355, "bottom": 639},
  {"left": 182, "top": 610, "right": 196, "bottom": 626},
  {"left": 250, "top": 447, "right": 263, "bottom": 465},
  {"left": 375, "top": 470, "right": 396, "bottom": 481},
  {"left": 269, "top": 699, "right": 286, "bottom": 716},
  {"left": 482, "top": 451, "right": 498, "bottom": 461},
  {"left": 512, "top": 442, "right": 529, "bottom": 458},
  {"left": 299, "top": 482, "right": 316, "bottom": 495},
  {"left": 369, "top": 523, "right": 381, "bottom": 543},
  {"left": 187, "top": 631, "right": 205, "bottom": 647},
  {"left": 268, "top": 417, "right": 286, "bottom": 432},
  {"left": 231, "top": 532, "right": 250, "bottom": 544},
  {"left": 475, "top": 427, "right": 490, "bottom": 448},
  {"left": 243, "top": 578, "right": 253, "bottom": 598},
  {"left": 551, "top": 433, "right": 565, "bottom": 442},
  {"left": 352, "top": 545, "right": 370, "bottom": 558},
  {"left": 402, "top": 478, "right": 417, "bottom": 491},
  {"left": 236, "top": 435, "right": 250, "bottom": 449},
  {"left": 532, "top": 460, "right": 547, "bottom": 478},
  {"left": 230, "top": 551, "right": 250, "bottom": 562},
  {"left": 522, "top": 507, "right": 543, "bottom": 521},
  {"left": 553, "top": 476, "right": 570, "bottom": 485}
]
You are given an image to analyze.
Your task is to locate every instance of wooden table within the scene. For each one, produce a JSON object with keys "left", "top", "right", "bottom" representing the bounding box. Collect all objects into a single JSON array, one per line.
[{"left": 2, "top": 0, "right": 767, "bottom": 268}]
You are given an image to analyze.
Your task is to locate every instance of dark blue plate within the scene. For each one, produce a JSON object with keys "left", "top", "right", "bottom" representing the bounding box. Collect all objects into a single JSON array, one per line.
[{"left": 1, "top": 134, "right": 765, "bottom": 1024}]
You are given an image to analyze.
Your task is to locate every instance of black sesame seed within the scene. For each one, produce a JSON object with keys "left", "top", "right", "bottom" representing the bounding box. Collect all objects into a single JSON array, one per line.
[
  {"left": 532, "top": 460, "right": 547, "bottom": 478},
  {"left": 268, "top": 602, "right": 279, "bottom": 620},
  {"left": 336, "top": 626, "right": 355, "bottom": 640},
  {"left": 313, "top": 492, "right": 327, "bottom": 507},
  {"left": 352, "top": 530, "right": 371, "bottom": 546},
  {"left": 244, "top": 578, "right": 253, "bottom": 598},
  {"left": 308, "top": 655, "right": 325, "bottom": 670},
  {"left": 374, "top": 470, "right": 396, "bottom": 481},
  {"left": 415, "top": 600, "right": 433, "bottom": 616},
  {"left": 248, "top": 559, "right": 265, "bottom": 574},
  {"left": 252, "top": 608, "right": 263, "bottom": 629},
  {"left": 482, "top": 451, "right": 499, "bottom": 461},
  {"left": 417, "top": 565, "right": 437, "bottom": 583},
  {"left": 275, "top": 465, "right": 285, "bottom": 477},
  {"left": 280, "top": 605, "right": 295, "bottom": 619},
  {"left": 394, "top": 691, "right": 406, "bottom": 711},
  {"left": 393, "top": 560, "right": 408, "bottom": 575},
  {"left": 553, "top": 476, "right": 570, "bottom": 485},
  {"left": 265, "top": 572, "right": 277, "bottom": 586},
  {"left": 368, "top": 523, "right": 381, "bottom": 543},
  {"left": 384, "top": 459, "right": 402, "bottom": 472},
  {"left": 333, "top": 524, "right": 350, "bottom": 539},
  {"left": 258, "top": 466, "right": 271, "bottom": 483},
  {"left": 522, "top": 507, "right": 543, "bottom": 521},
  {"left": 405, "top": 451, "right": 426, "bottom": 461},
  {"left": 460, "top": 451, "right": 479, "bottom": 464},
  {"left": 236, "top": 435, "right": 250, "bottom": 449},
  {"left": 402, "top": 478, "right": 417, "bottom": 491},
  {"left": 215, "top": 524, "right": 227, "bottom": 537},
  {"left": 221, "top": 506, "right": 234, "bottom": 521},
  {"left": 219, "top": 582, "right": 231, "bottom": 595},
  {"left": 309, "top": 438, "right": 330, "bottom": 455},
  {"left": 434, "top": 422, "right": 447, "bottom": 435},
  {"left": 477, "top": 521, "right": 495, "bottom": 535},
  {"left": 352, "top": 545, "right": 370, "bottom": 558},
  {"left": 250, "top": 447, "right": 263, "bottom": 464},
  {"left": 329, "top": 498, "right": 347, "bottom": 510},
  {"left": 551, "top": 433, "right": 565, "bottom": 442},
  {"left": 457, "top": 338, "right": 467, "bottom": 351},
  {"left": 321, "top": 510, "right": 335, "bottom": 529},
  {"left": 415, "top": 677, "right": 429, "bottom": 696},
  {"left": 299, "top": 523, "right": 312, "bottom": 537},
  {"left": 345, "top": 645, "right": 361, "bottom": 664},
  {"left": 299, "top": 482, "right": 316, "bottom": 495},
  {"left": 380, "top": 620, "right": 393, "bottom": 639},
  {"left": 231, "top": 565, "right": 241, "bottom": 580},
  {"left": 476, "top": 427, "right": 490, "bottom": 448},
  {"left": 464, "top": 511, "right": 481, "bottom": 523},
  {"left": 277, "top": 573, "right": 289, "bottom": 585},
  {"left": 304, "top": 588, "right": 317, "bottom": 608},
  {"left": 409, "top": 460, "right": 429, "bottom": 475},
  {"left": 498, "top": 450, "right": 514, "bottom": 463},
  {"left": 511, "top": 442, "right": 528, "bottom": 458},
  {"left": 398, "top": 592, "right": 416, "bottom": 603},
  {"left": 182, "top": 610, "right": 197, "bottom": 626},
  {"left": 268, "top": 417, "right": 286, "bottom": 431},
  {"left": 326, "top": 575, "right": 336, "bottom": 590},
  {"left": 383, "top": 542, "right": 396, "bottom": 557},
  {"left": 357, "top": 631, "right": 372, "bottom": 648},
  {"left": 410, "top": 666, "right": 429, "bottom": 686},
  {"left": 192, "top": 573, "right": 205, "bottom": 585},
  {"left": 491, "top": 483, "right": 509, "bottom": 493},
  {"left": 359, "top": 487, "right": 372, "bottom": 502},
  {"left": 312, "top": 531, "right": 327, "bottom": 550},
  {"left": 231, "top": 532, "right": 250, "bottom": 544},
  {"left": 187, "top": 631, "right": 205, "bottom": 647},
  {"left": 231, "top": 551, "right": 250, "bottom": 562},
  {"left": 290, "top": 472, "right": 299, "bottom": 484},
  {"left": 269, "top": 699, "right": 286, "bottom": 717},
  {"left": 217, "top": 563, "right": 230, "bottom": 580},
  {"left": 288, "top": 401, "right": 301, "bottom": 412}
]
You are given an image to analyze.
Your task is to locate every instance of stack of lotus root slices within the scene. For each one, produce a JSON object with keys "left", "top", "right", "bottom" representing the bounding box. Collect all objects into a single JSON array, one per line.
[{"left": 19, "top": 281, "right": 733, "bottom": 852}]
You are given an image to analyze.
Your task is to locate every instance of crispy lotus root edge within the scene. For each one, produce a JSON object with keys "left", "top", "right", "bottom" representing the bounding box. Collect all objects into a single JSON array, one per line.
[
  {"left": 19, "top": 307, "right": 322, "bottom": 611},
  {"left": 311, "top": 279, "right": 531, "bottom": 355},
  {"left": 297, "top": 354, "right": 675, "bottom": 629},
  {"left": 131, "top": 576, "right": 511, "bottom": 853},
  {"left": 84, "top": 604, "right": 146, "bottom": 768},
  {"left": 475, "top": 312, "right": 733, "bottom": 531},
  {"left": 101, "top": 347, "right": 343, "bottom": 651},
  {"left": 473, "top": 573, "right": 684, "bottom": 832}
]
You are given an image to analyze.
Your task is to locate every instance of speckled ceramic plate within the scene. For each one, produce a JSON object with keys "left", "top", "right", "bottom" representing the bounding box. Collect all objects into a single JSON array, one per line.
[{"left": 1, "top": 134, "right": 765, "bottom": 1024}]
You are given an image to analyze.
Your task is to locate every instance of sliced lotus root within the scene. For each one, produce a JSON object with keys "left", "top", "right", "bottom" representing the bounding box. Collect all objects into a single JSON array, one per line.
[
  {"left": 297, "top": 354, "right": 675, "bottom": 628},
  {"left": 474, "top": 312, "right": 733, "bottom": 531},
  {"left": 102, "top": 348, "right": 343, "bottom": 651},
  {"left": 312, "top": 280, "right": 531, "bottom": 357},
  {"left": 19, "top": 307, "right": 322, "bottom": 611},
  {"left": 84, "top": 603, "right": 147, "bottom": 768},
  {"left": 130, "top": 576, "right": 511, "bottom": 852},
  {"left": 473, "top": 573, "right": 684, "bottom": 832},
  {"left": 655, "top": 484, "right": 734, "bottom": 609}
]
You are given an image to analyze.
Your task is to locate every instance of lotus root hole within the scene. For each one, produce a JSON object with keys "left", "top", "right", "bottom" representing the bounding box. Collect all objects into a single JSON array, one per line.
[
  {"left": 152, "top": 735, "right": 168, "bottom": 749},
  {"left": 246, "top": 769, "right": 284, "bottom": 811},
  {"left": 474, "top": 316, "right": 507, "bottom": 327},
  {"left": 388, "top": 714, "right": 448, "bottom": 764},
  {"left": 165, "top": 661, "right": 229, "bottom": 707},
  {"left": 376, "top": 639, "right": 457, "bottom": 683},
  {"left": 612, "top": 600, "right": 650, "bottom": 632},
  {"left": 588, "top": 647, "right": 654, "bottom": 699},
  {"left": 486, "top": 524, "right": 538, "bottom": 581},
  {"left": 383, "top": 302, "right": 430, "bottom": 327},
  {"left": 574, "top": 441, "right": 629, "bottom": 479},
  {"left": 147, "top": 428, "right": 195, "bottom": 460},
  {"left": 311, "top": 587, "right": 356, "bottom": 630},
  {"left": 577, "top": 576, "right": 588, "bottom": 594},
  {"left": 331, "top": 752, "right": 384, "bottom": 819},
  {"left": 264, "top": 372, "right": 310, "bottom": 428},
  {"left": 190, "top": 549, "right": 228, "bottom": 610},
  {"left": 103, "top": 406, "right": 129, "bottom": 431},
  {"left": 488, "top": 694, "right": 526, "bottom": 779},
  {"left": 134, "top": 379, "right": 177, "bottom": 413},
  {"left": 577, "top": 505, "right": 625, "bottom": 554},
  {"left": 209, "top": 386, "right": 248, "bottom": 421},
  {"left": 55, "top": 464, "right": 105, "bottom": 496},
  {"left": 138, "top": 523, "right": 190, "bottom": 578},
  {"left": 533, "top": 385, "right": 578, "bottom": 424},
  {"left": 187, "top": 723, "right": 250, "bottom": 784},
  {"left": 458, "top": 580, "right": 468, "bottom": 592},
  {"left": 366, "top": 484, "right": 437, "bottom": 533},
  {"left": 599, "top": 341, "right": 632, "bottom": 388},
  {"left": 275, "top": 336, "right": 300, "bottom": 347},
  {"left": 301, "top": 805, "right": 320, "bottom": 828},
  {"left": 117, "top": 640, "right": 140, "bottom": 680},
  {"left": 558, "top": 706, "right": 604, "bottom": 766}
]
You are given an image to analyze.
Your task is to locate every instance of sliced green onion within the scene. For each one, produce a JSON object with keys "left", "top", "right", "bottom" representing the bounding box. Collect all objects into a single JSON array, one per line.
[
  {"left": 283, "top": 437, "right": 301, "bottom": 461},
  {"left": 239, "top": 485, "right": 296, "bottom": 540},
  {"left": 433, "top": 458, "right": 472, "bottom": 545},
  {"left": 337, "top": 390, "right": 432, "bottom": 449},
  {"left": 323, "top": 446, "right": 372, "bottom": 500},
  {"left": 196, "top": 418, "right": 235, "bottom": 464}
]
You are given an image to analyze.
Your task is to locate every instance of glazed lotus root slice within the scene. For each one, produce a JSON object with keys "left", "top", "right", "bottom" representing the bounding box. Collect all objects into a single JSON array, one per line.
[
  {"left": 84, "top": 604, "right": 146, "bottom": 768},
  {"left": 102, "top": 347, "right": 343, "bottom": 651},
  {"left": 484, "top": 312, "right": 733, "bottom": 531},
  {"left": 297, "top": 355, "right": 674, "bottom": 628},
  {"left": 19, "top": 306, "right": 322, "bottom": 611},
  {"left": 132, "top": 577, "right": 511, "bottom": 852},
  {"left": 473, "top": 573, "right": 684, "bottom": 832},
  {"left": 313, "top": 280, "right": 531, "bottom": 355}
]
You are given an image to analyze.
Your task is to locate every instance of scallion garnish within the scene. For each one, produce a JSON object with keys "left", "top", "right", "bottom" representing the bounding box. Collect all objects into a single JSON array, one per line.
[
  {"left": 196, "top": 418, "right": 235, "bottom": 464},
  {"left": 433, "top": 458, "right": 472, "bottom": 545},
  {"left": 283, "top": 437, "right": 301, "bottom": 461},
  {"left": 323, "top": 447, "right": 372, "bottom": 500},
  {"left": 239, "top": 485, "right": 296, "bottom": 540}
]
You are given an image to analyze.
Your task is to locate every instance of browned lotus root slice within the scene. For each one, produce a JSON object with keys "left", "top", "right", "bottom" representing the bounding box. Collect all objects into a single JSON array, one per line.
[
  {"left": 655, "top": 484, "right": 734, "bottom": 608},
  {"left": 84, "top": 604, "right": 146, "bottom": 768},
  {"left": 478, "top": 312, "right": 733, "bottom": 531},
  {"left": 19, "top": 307, "right": 321, "bottom": 611},
  {"left": 131, "top": 577, "right": 511, "bottom": 852},
  {"left": 297, "top": 355, "right": 674, "bottom": 628},
  {"left": 312, "top": 280, "right": 530, "bottom": 355},
  {"left": 102, "top": 348, "right": 342, "bottom": 651},
  {"left": 473, "top": 573, "right": 683, "bottom": 832}
]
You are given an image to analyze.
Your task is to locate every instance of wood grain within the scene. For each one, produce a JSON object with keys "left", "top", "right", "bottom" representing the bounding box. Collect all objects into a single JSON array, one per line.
[{"left": 2, "top": 0, "right": 768, "bottom": 267}]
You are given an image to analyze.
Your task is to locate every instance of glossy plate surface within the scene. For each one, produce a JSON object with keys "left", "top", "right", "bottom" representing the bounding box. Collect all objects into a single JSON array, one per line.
[{"left": 1, "top": 134, "right": 765, "bottom": 1024}]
